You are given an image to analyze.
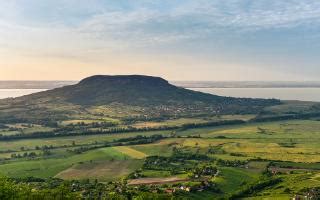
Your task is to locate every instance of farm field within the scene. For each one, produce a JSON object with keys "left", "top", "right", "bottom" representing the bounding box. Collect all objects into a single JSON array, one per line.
[
  {"left": 56, "top": 160, "right": 143, "bottom": 181},
  {"left": 1, "top": 118, "right": 320, "bottom": 199},
  {"left": 0, "top": 130, "right": 171, "bottom": 152},
  {"left": 0, "top": 147, "right": 131, "bottom": 178}
]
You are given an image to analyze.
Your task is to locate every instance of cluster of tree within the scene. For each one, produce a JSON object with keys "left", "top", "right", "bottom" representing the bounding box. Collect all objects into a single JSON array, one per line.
[
  {"left": 65, "top": 121, "right": 118, "bottom": 129},
  {"left": 253, "top": 112, "right": 320, "bottom": 122},
  {"left": 229, "top": 152, "right": 247, "bottom": 157},
  {"left": 171, "top": 150, "right": 211, "bottom": 161},
  {"left": 0, "top": 177, "right": 78, "bottom": 200},
  {"left": 179, "top": 120, "right": 245, "bottom": 130},
  {"left": 190, "top": 165, "right": 218, "bottom": 178},
  {"left": 116, "top": 134, "right": 164, "bottom": 145},
  {"left": 11, "top": 150, "right": 52, "bottom": 159},
  {"left": 229, "top": 177, "right": 282, "bottom": 199},
  {"left": 143, "top": 152, "right": 212, "bottom": 173},
  {"left": 127, "top": 169, "right": 145, "bottom": 179},
  {"left": 216, "top": 159, "right": 248, "bottom": 167},
  {"left": 67, "top": 145, "right": 102, "bottom": 154},
  {"left": 35, "top": 145, "right": 55, "bottom": 150},
  {"left": 122, "top": 115, "right": 172, "bottom": 124},
  {"left": 69, "top": 135, "right": 166, "bottom": 154},
  {"left": 207, "top": 145, "right": 226, "bottom": 154},
  {"left": 143, "top": 156, "right": 186, "bottom": 172},
  {"left": 11, "top": 152, "right": 37, "bottom": 159}
]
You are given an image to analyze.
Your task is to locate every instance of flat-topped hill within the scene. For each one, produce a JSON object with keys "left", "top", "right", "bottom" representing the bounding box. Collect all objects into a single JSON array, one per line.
[
  {"left": 23, "top": 75, "right": 279, "bottom": 107},
  {"left": 0, "top": 75, "right": 281, "bottom": 123}
]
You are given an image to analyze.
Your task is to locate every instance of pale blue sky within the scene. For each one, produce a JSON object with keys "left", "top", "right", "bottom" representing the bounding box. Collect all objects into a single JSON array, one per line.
[{"left": 0, "top": 0, "right": 319, "bottom": 80}]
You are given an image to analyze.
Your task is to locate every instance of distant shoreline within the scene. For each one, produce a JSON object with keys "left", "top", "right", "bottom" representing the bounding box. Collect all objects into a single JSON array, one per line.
[
  {"left": 0, "top": 81, "right": 77, "bottom": 89},
  {"left": 173, "top": 81, "right": 320, "bottom": 89},
  {"left": 183, "top": 86, "right": 320, "bottom": 88},
  {"left": 1, "top": 81, "right": 320, "bottom": 89},
  {"left": 1, "top": 86, "right": 320, "bottom": 102}
]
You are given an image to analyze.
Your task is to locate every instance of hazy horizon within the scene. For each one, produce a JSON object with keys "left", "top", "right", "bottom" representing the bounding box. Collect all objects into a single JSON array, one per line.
[
  {"left": 2, "top": 78, "right": 320, "bottom": 82},
  {"left": 1, "top": 1, "right": 320, "bottom": 81},
  {"left": 2, "top": 79, "right": 320, "bottom": 102},
  {"left": 1, "top": 80, "right": 320, "bottom": 90}
]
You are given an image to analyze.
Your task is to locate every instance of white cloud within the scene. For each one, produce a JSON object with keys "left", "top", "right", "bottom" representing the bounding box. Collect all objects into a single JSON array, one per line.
[
  {"left": 68, "top": 0, "right": 320, "bottom": 46},
  {"left": 2, "top": 0, "right": 320, "bottom": 48},
  {"left": 0, "top": 0, "right": 320, "bottom": 81}
]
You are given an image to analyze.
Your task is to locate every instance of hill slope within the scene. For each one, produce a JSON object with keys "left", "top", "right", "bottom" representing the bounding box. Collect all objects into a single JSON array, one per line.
[
  {"left": 0, "top": 75, "right": 280, "bottom": 123},
  {"left": 26, "top": 75, "right": 279, "bottom": 106},
  {"left": 33, "top": 75, "right": 223, "bottom": 106}
]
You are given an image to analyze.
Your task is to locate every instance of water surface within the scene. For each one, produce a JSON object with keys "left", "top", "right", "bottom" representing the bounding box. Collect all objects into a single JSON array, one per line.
[
  {"left": 190, "top": 88, "right": 320, "bottom": 102},
  {"left": 1, "top": 88, "right": 320, "bottom": 102},
  {"left": 0, "top": 89, "right": 46, "bottom": 99}
]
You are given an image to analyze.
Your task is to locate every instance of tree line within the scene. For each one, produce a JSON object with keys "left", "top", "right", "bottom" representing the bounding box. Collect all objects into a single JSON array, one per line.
[{"left": 0, "top": 120, "right": 246, "bottom": 141}]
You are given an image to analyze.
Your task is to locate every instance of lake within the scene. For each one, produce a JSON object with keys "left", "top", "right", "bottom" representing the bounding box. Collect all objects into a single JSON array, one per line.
[
  {"left": 0, "top": 88, "right": 319, "bottom": 102},
  {"left": 190, "top": 88, "right": 320, "bottom": 102},
  {"left": 0, "top": 89, "right": 46, "bottom": 99}
]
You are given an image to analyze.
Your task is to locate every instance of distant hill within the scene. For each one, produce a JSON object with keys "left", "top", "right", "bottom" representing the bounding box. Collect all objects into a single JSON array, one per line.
[
  {"left": 22, "top": 75, "right": 280, "bottom": 108},
  {"left": 0, "top": 75, "right": 281, "bottom": 123}
]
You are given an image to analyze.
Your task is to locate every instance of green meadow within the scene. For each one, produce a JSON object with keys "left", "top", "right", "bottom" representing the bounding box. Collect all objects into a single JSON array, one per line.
[{"left": 1, "top": 119, "right": 320, "bottom": 199}]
